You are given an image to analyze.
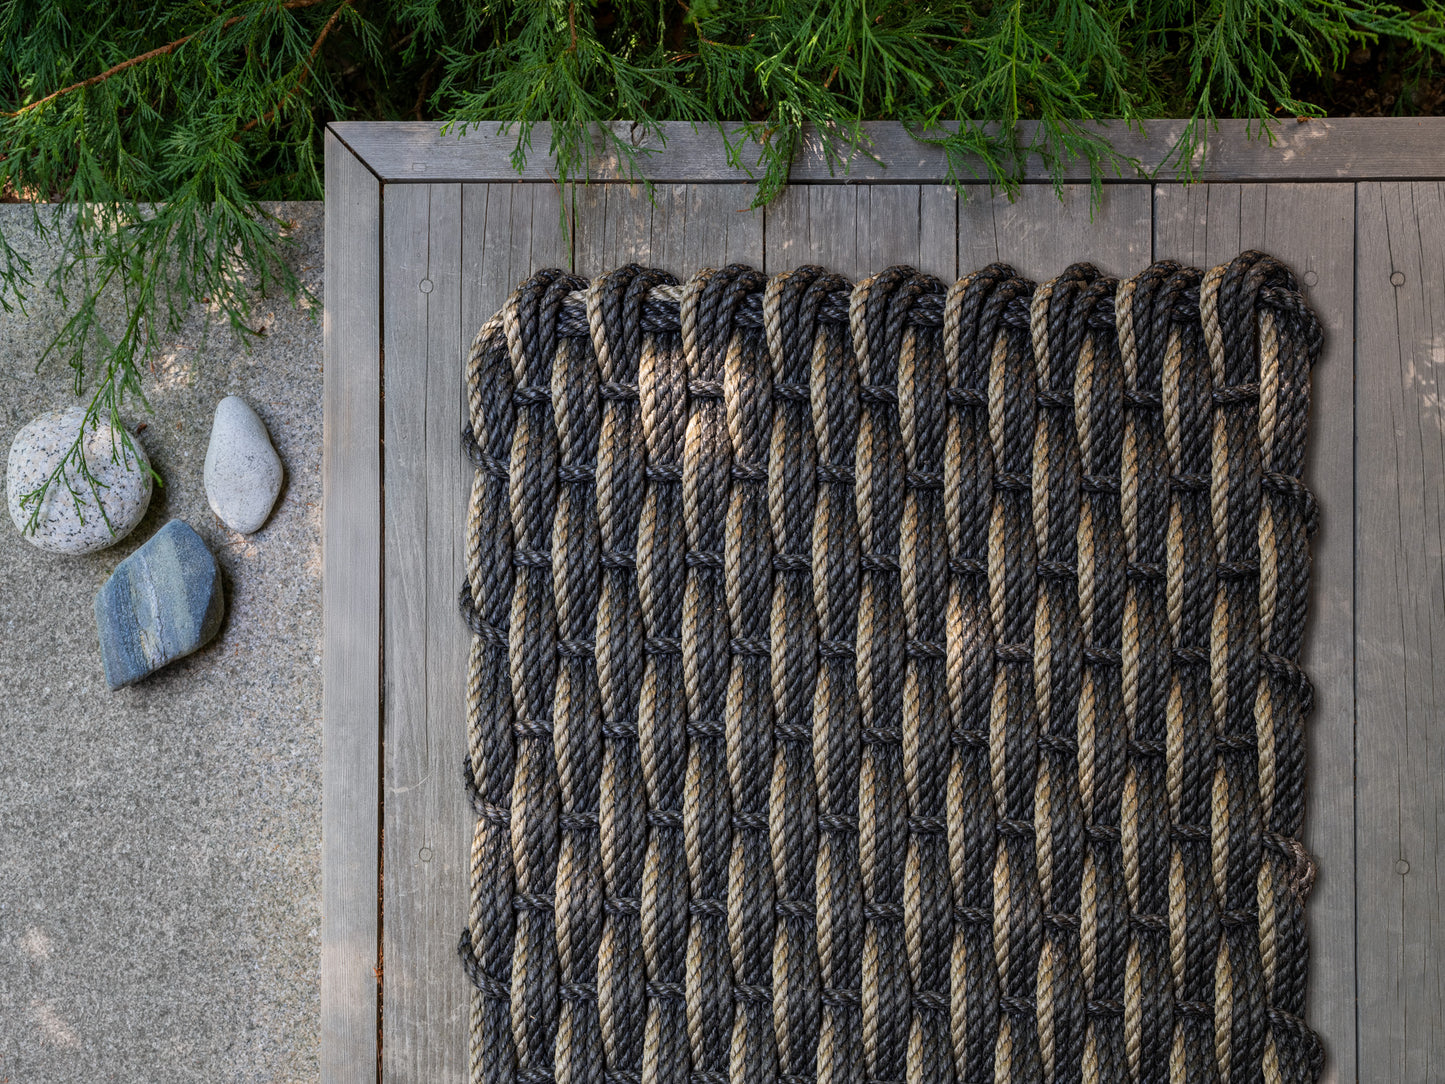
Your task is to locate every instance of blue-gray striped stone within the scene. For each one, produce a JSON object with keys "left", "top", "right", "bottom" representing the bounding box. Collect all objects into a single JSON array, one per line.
[{"left": 94, "top": 519, "right": 225, "bottom": 689}]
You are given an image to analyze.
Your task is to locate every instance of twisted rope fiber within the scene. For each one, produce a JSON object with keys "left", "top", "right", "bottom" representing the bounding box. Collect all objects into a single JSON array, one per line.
[{"left": 459, "top": 253, "right": 1325, "bottom": 1084}]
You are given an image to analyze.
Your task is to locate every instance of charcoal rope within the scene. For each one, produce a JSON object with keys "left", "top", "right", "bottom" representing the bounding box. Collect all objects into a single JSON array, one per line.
[{"left": 459, "top": 253, "right": 1324, "bottom": 1084}]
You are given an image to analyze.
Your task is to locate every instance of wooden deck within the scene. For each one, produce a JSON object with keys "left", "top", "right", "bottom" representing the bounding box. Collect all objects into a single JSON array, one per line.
[{"left": 322, "top": 119, "right": 1445, "bottom": 1083}]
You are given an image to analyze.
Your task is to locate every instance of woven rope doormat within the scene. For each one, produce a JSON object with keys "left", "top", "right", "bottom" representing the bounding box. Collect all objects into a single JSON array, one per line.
[{"left": 458, "top": 253, "right": 1324, "bottom": 1084}]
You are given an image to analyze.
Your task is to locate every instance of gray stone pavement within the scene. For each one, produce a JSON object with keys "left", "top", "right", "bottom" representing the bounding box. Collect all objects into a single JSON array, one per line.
[{"left": 0, "top": 203, "right": 323, "bottom": 1082}]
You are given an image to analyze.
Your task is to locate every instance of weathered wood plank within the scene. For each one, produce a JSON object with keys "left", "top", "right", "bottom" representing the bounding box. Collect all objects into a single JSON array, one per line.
[
  {"left": 428, "top": 183, "right": 572, "bottom": 1081},
  {"left": 322, "top": 128, "right": 382, "bottom": 1083},
  {"left": 573, "top": 182, "right": 763, "bottom": 278},
  {"left": 383, "top": 183, "right": 571, "bottom": 1084},
  {"left": 1355, "top": 180, "right": 1445, "bottom": 1083},
  {"left": 762, "top": 184, "right": 956, "bottom": 280},
  {"left": 330, "top": 118, "right": 1445, "bottom": 186},
  {"left": 467, "top": 183, "right": 574, "bottom": 297},
  {"left": 381, "top": 183, "right": 471, "bottom": 1083},
  {"left": 1153, "top": 182, "right": 1357, "bottom": 1083},
  {"left": 957, "top": 184, "right": 1152, "bottom": 282}
]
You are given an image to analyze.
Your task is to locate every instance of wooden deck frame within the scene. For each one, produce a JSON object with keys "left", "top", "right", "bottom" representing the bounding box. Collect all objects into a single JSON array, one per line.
[{"left": 323, "top": 118, "right": 1445, "bottom": 1084}]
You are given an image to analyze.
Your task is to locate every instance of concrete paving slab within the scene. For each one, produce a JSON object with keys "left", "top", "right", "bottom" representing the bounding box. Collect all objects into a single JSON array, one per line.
[{"left": 0, "top": 202, "right": 323, "bottom": 1083}]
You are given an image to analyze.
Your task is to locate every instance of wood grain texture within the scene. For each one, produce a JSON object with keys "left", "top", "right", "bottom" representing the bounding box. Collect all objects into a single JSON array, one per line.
[
  {"left": 1355, "top": 180, "right": 1445, "bottom": 1084},
  {"left": 322, "top": 128, "right": 382, "bottom": 1084},
  {"left": 382, "top": 183, "right": 470, "bottom": 1084},
  {"left": 957, "top": 183, "right": 1152, "bottom": 282},
  {"left": 467, "top": 182, "right": 573, "bottom": 293},
  {"left": 377, "top": 182, "right": 571, "bottom": 1084},
  {"left": 331, "top": 118, "right": 1445, "bottom": 185},
  {"left": 1153, "top": 183, "right": 1357, "bottom": 1084},
  {"left": 573, "top": 182, "right": 762, "bottom": 278},
  {"left": 762, "top": 184, "right": 956, "bottom": 280}
]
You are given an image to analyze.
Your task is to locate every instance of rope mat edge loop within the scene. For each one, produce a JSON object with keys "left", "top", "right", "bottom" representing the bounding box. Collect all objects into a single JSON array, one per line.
[{"left": 457, "top": 254, "right": 1326, "bottom": 1084}]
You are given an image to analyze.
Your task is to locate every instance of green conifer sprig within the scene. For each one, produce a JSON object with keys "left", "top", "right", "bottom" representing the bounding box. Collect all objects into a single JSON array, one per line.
[{"left": 3, "top": 0, "right": 1444, "bottom": 528}]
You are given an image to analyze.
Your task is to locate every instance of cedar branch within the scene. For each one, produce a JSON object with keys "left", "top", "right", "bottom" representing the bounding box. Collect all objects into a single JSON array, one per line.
[
  {"left": 4, "top": 0, "right": 328, "bottom": 118},
  {"left": 240, "top": 0, "right": 353, "bottom": 133}
]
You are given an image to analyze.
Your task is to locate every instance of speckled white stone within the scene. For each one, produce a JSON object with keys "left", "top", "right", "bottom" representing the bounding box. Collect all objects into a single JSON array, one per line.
[
  {"left": 6, "top": 407, "right": 152, "bottom": 554},
  {"left": 204, "top": 395, "right": 282, "bottom": 534}
]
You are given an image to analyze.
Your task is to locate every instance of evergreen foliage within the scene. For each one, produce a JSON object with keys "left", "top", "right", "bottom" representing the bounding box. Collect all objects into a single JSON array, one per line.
[{"left": 3, "top": 0, "right": 1444, "bottom": 523}]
